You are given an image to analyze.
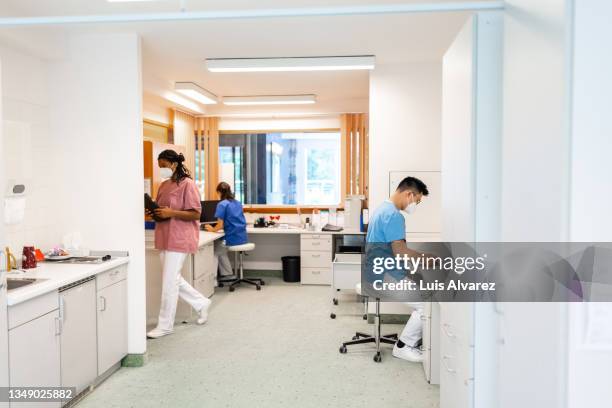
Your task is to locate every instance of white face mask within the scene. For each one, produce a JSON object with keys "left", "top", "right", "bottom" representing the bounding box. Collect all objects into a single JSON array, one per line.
[
  {"left": 159, "top": 167, "right": 173, "bottom": 180},
  {"left": 405, "top": 202, "right": 418, "bottom": 214}
]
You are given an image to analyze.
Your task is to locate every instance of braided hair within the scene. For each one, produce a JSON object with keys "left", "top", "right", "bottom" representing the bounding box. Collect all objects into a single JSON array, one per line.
[{"left": 158, "top": 149, "right": 191, "bottom": 184}]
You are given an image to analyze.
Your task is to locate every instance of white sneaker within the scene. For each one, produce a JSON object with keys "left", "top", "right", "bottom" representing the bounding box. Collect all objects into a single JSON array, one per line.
[
  {"left": 146, "top": 328, "right": 173, "bottom": 339},
  {"left": 197, "top": 298, "right": 212, "bottom": 325},
  {"left": 392, "top": 344, "right": 424, "bottom": 363}
]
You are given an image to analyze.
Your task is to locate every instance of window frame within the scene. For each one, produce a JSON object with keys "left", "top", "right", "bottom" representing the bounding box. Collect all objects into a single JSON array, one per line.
[{"left": 217, "top": 128, "right": 343, "bottom": 213}]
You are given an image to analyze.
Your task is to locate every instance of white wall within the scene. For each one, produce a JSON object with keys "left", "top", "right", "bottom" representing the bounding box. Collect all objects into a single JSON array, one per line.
[
  {"left": 501, "top": 0, "right": 571, "bottom": 241},
  {"left": 368, "top": 62, "right": 441, "bottom": 226},
  {"left": 0, "top": 44, "right": 56, "bottom": 253},
  {"left": 45, "top": 33, "right": 146, "bottom": 355},
  {"left": 218, "top": 115, "right": 341, "bottom": 132},
  {"left": 498, "top": 2, "right": 571, "bottom": 408},
  {"left": 567, "top": 1, "right": 612, "bottom": 407}
]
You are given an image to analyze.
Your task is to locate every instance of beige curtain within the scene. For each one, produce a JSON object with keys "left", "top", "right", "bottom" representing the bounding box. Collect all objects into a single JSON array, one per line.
[
  {"left": 171, "top": 110, "right": 196, "bottom": 178},
  {"left": 341, "top": 113, "right": 369, "bottom": 206},
  {"left": 194, "top": 117, "right": 220, "bottom": 200}
]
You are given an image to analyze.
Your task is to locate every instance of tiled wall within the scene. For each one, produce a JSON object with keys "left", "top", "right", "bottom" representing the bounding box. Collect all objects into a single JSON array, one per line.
[{"left": 1, "top": 44, "right": 58, "bottom": 257}]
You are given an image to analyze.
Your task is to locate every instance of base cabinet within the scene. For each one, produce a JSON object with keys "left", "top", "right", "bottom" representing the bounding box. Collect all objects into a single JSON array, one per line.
[
  {"left": 96, "top": 278, "right": 128, "bottom": 376},
  {"left": 60, "top": 279, "right": 98, "bottom": 395},
  {"left": 8, "top": 310, "right": 61, "bottom": 408}
]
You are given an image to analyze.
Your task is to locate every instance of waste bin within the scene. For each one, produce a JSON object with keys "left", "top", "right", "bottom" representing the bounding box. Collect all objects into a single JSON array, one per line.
[{"left": 281, "top": 256, "right": 301, "bottom": 282}]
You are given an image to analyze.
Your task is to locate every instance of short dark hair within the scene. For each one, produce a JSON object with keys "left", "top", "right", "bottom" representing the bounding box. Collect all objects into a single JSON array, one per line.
[{"left": 396, "top": 176, "right": 429, "bottom": 196}]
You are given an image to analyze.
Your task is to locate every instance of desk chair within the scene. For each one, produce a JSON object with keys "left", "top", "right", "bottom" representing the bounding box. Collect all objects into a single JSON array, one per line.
[
  {"left": 218, "top": 243, "right": 264, "bottom": 292},
  {"left": 339, "top": 290, "right": 398, "bottom": 362}
]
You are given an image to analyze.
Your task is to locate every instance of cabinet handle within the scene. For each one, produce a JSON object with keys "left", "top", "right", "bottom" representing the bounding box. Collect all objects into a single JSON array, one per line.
[
  {"left": 311, "top": 242, "right": 320, "bottom": 246},
  {"left": 442, "top": 323, "right": 456, "bottom": 338},
  {"left": 99, "top": 296, "right": 107, "bottom": 311},
  {"left": 110, "top": 270, "right": 120, "bottom": 276},
  {"left": 59, "top": 297, "right": 66, "bottom": 323},
  {"left": 312, "top": 270, "right": 320, "bottom": 275},
  {"left": 312, "top": 254, "right": 321, "bottom": 258},
  {"left": 420, "top": 315, "right": 430, "bottom": 321},
  {"left": 441, "top": 355, "right": 456, "bottom": 373},
  {"left": 54, "top": 317, "right": 62, "bottom": 336}
]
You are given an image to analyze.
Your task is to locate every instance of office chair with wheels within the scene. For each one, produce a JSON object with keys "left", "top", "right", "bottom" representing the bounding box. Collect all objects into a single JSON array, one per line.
[{"left": 338, "top": 296, "right": 398, "bottom": 362}]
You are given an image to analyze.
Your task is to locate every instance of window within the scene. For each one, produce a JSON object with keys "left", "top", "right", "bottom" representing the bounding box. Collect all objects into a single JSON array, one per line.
[{"left": 218, "top": 132, "right": 341, "bottom": 205}]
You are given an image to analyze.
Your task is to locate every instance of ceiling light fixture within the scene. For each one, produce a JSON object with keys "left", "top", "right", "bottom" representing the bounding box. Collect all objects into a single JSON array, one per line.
[
  {"left": 175, "top": 82, "right": 218, "bottom": 105},
  {"left": 206, "top": 56, "right": 375, "bottom": 73},
  {"left": 163, "top": 92, "right": 204, "bottom": 114},
  {"left": 106, "top": 0, "right": 164, "bottom": 3},
  {"left": 223, "top": 95, "right": 317, "bottom": 106}
]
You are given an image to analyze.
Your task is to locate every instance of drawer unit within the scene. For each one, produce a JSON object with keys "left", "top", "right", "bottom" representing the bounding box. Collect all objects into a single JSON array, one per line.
[
  {"left": 301, "top": 251, "right": 332, "bottom": 269},
  {"left": 300, "top": 235, "right": 332, "bottom": 251},
  {"left": 194, "top": 242, "right": 215, "bottom": 280},
  {"left": 97, "top": 265, "right": 128, "bottom": 291},
  {"left": 301, "top": 268, "right": 332, "bottom": 285}
]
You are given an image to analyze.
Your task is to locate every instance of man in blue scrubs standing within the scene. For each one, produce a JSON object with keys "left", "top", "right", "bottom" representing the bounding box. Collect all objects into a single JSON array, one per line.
[{"left": 366, "top": 176, "right": 429, "bottom": 362}]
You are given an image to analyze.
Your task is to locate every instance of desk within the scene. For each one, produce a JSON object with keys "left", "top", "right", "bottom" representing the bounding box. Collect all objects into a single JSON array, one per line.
[{"left": 245, "top": 226, "right": 365, "bottom": 285}]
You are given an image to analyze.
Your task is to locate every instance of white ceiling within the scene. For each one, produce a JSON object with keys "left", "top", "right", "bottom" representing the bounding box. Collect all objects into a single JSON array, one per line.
[{"left": 0, "top": 1, "right": 475, "bottom": 116}]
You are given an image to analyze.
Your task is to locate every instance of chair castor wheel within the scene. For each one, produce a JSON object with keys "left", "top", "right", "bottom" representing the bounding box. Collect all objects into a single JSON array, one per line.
[
  {"left": 333, "top": 298, "right": 338, "bottom": 306},
  {"left": 218, "top": 283, "right": 224, "bottom": 288},
  {"left": 330, "top": 313, "right": 336, "bottom": 319},
  {"left": 339, "top": 345, "right": 347, "bottom": 354},
  {"left": 260, "top": 281, "right": 265, "bottom": 286},
  {"left": 363, "top": 314, "right": 368, "bottom": 320},
  {"left": 352, "top": 335, "right": 359, "bottom": 341},
  {"left": 373, "top": 352, "right": 382, "bottom": 363},
  {"left": 229, "top": 286, "right": 235, "bottom": 292},
  {"left": 256, "top": 285, "right": 261, "bottom": 290}
]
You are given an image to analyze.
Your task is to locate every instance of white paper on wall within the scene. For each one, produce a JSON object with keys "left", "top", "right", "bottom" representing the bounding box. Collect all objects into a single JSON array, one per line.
[{"left": 4, "top": 196, "right": 26, "bottom": 225}]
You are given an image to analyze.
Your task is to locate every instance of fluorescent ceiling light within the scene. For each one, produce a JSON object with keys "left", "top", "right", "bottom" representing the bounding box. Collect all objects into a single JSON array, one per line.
[
  {"left": 107, "top": 1, "right": 164, "bottom": 3},
  {"left": 163, "top": 92, "right": 204, "bottom": 114},
  {"left": 175, "top": 82, "right": 218, "bottom": 105},
  {"left": 223, "top": 95, "right": 317, "bottom": 106},
  {"left": 207, "top": 56, "right": 375, "bottom": 73}
]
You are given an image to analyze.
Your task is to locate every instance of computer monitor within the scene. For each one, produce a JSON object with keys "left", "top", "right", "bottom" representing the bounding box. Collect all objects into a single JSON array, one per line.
[{"left": 200, "top": 200, "right": 220, "bottom": 224}]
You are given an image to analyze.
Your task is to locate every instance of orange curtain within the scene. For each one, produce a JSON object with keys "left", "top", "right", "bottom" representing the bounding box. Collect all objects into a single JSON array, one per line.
[
  {"left": 171, "top": 110, "right": 196, "bottom": 177},
  {"left": 194, "top": 117, "right": 220, "bottom": 199},
  {"left": 341, "top": 113, "right": 369, "bottom": 206}
]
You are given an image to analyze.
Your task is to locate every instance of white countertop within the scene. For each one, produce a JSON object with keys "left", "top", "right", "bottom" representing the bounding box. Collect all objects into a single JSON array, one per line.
[
  {"left": 247, "top": 226, "right": 364, "bottom": 235},
  {"left": 6, "top": 257, "right": 129, "bottom": 306},
  {"left": 145, "top": 230, "right": 225, "bottom": 249}
]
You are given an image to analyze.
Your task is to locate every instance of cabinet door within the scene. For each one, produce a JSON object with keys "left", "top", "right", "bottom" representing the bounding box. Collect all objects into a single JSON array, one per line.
[
  {"left": 194, "top": 243, "right": 215, "bottom": 280},
  {"left": 60, "top": 280, "right": 98, "bottom": 394},
  {"left": 9, "top": 310, "right": 61, "bottom": 408},
  {"left": 97, "top": 280, "right": 127, "bottom": 376}
]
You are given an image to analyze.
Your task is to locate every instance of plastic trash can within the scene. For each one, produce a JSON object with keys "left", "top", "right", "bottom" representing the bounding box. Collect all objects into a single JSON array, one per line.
[{"left": 281, "top": 256, "right": 301, "bottom": 282}]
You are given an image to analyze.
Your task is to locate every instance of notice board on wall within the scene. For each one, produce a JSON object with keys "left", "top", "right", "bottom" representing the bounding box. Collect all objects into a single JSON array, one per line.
[{"left": 389, "top": 171, "right": 441, "bottom": 233}]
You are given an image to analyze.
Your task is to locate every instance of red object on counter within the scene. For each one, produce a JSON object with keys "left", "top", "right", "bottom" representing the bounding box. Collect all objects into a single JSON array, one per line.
[
  {"left": 35, "top": 249, "right": 45, "bottom": 262},
  {"left": 22, "top": 246, "right": 37, "bottom": 269}
]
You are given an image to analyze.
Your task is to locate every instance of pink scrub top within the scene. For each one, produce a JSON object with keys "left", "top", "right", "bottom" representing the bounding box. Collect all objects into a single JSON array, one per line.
[{"left": 154, "top": 178, "right": 201, "bottom": 254}]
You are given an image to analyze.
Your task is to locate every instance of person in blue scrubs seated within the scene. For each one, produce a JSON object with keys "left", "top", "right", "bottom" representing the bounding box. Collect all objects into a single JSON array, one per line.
[
  {"left": 366, "top": 176, "right": 429, "bottom": 362},
  {"left": 204, "top": 182, "right": 248, "bottom": 277}
]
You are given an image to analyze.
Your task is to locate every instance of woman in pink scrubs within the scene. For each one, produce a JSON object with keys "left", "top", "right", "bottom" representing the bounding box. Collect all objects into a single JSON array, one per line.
[{"left": 147, "top": 149, "right": 211, "bottom": 339}]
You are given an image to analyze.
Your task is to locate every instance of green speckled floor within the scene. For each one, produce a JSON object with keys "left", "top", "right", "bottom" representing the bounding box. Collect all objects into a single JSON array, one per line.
[{"left": 78, "top": 278, "right": 439, "bottom": 408}]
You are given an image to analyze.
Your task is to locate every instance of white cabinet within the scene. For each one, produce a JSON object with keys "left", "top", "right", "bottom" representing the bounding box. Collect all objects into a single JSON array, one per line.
[
  {"left": 193, "top": 242, "right": 216, "bottom": 298},
  {"left": 422, "top": 301, "right": 440, "bottom": 385},
  {"left": 96, "top": 268, "right": 128, "bottom": 376},
  {"left": 60, "top": 278, "right": 98, "bottom": 394},
  {"left": 439, "top": 302, "right": 474, "bottom": 408},
  {"left": 8, "top": 305, "right": 61, "bottom": 408},
  {"left": 300, "top": 234, "right": 332, "bottom": 285}
]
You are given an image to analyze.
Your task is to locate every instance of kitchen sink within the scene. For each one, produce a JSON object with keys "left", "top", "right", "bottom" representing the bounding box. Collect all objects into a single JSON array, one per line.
[{"left": 6, "top": 278, "right": 43, "bottom": 291}]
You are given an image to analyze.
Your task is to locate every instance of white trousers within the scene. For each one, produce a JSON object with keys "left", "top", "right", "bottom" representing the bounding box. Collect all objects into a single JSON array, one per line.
[
  {"left": 399, "top": 302, "right": 424, "bottom": 348},
  {"left": 214, "top": 240, "right": 234, "bottom": 276},
  {"left": 157, "top": 250, "right": 209, "bottom": 332}
]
